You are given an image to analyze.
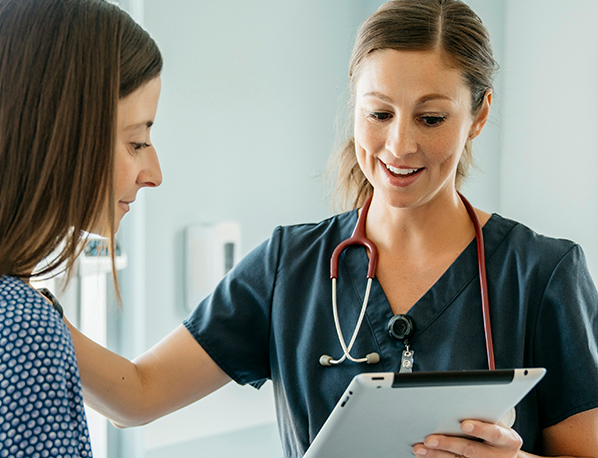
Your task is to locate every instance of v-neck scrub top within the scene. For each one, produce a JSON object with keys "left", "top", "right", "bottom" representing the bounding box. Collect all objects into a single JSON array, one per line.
[{"left": 183, "top": 211, "right": 598, "bottom": 457}]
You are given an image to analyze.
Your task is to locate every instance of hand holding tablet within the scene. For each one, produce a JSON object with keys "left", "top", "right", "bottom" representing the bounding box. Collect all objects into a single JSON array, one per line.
[
  {"left": 304, "top": 368, "right": 546, "bottom": 458},
  {"left": 413, "top": 416, "right": 525, "bottom": 457}
]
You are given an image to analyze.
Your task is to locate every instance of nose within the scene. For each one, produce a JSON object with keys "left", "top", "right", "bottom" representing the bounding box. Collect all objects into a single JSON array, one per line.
[
  {"left": 386, "top": 115, "right": 417, "bottom": 158},
  {"left": 137, "top": 146, "right": 163, "bottom": 188}
]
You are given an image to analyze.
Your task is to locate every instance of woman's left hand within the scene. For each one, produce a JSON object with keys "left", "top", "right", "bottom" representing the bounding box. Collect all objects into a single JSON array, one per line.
[{"left": 412, "top": 420, "right": 523, "bottom": 458}]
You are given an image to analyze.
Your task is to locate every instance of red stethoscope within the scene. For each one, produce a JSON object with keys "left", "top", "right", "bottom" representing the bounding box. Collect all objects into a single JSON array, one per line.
[{"left": 319, "top": 192, "right": 495, "bottom": 371}]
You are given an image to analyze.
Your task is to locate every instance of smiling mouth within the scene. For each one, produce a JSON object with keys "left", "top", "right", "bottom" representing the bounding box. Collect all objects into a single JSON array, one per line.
[{"left": 385, "top": 164, "right": 423, "bottom": 177}]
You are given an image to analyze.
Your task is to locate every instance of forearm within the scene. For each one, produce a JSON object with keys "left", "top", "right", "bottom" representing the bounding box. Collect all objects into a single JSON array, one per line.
[
  {"left": 518, "top": 451, "right": 594, "bottom": 458},
  {"left": 66, "top": 318, "right": 155, "bottom": 426},
  {"left": 66, "top": 320, "right": 232, "bottom": 428}
]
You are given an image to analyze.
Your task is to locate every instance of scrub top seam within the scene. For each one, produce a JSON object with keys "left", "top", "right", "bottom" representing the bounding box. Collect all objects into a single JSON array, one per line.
[
  {"left": 268, "top": 226, "right": 284, "bottom": 373},
  {"left": 484, "top": 214, "right": 519, "bottom": 263},
  {"left": 530, "top": 243, "right": 579, "bottom": 365},
  {"left": 528, "top": 244, "right": 583, "bottom": 429}
]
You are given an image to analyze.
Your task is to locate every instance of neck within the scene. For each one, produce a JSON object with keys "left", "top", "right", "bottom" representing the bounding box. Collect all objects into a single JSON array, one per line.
[{"left": 364, "top": 190, "right": 475, "bottom": 258}]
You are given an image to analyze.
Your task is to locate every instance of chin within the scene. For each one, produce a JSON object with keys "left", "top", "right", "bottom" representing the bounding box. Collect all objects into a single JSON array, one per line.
[
  {"left": 376, "top": 188, "right": 421, "bottom": 207},
  {"left": 113, "top": 214, "right": 125, "bottom": 233}
]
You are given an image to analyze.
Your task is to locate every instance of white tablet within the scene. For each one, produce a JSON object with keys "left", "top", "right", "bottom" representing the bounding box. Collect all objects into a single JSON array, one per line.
[{"left": 304, "top": 368, "right": 546, "bottom": 458}]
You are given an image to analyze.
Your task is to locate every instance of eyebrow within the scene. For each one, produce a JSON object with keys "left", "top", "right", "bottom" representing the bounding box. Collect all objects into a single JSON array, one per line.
[
  {"left": 362, "top": 91, "right": 454, "bottom": 105},
  {"left": 124, "top": 120, "right": 154, "bottom": 131}
]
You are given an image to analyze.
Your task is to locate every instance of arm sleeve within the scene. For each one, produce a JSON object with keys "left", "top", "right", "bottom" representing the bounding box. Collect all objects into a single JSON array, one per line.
[
  {"left": 0, "top": 291, "right": 92, "bottom": 457},
  {"left": 183, "top": 227, "right": 282, "bottom": 388},
  {"left": 533, "top": 244, "right": 598, "bottom": 428}
]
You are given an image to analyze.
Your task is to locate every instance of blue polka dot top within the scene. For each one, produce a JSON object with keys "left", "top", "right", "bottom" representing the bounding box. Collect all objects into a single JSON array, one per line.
[{"left": 0, "top": 276, "right": 92, "bottom": 457}]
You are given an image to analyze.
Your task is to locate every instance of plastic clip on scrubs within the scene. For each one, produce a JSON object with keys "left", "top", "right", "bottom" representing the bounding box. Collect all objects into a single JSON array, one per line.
[{"left": 319, "top": 193, "right": 495, "bottom": 370}]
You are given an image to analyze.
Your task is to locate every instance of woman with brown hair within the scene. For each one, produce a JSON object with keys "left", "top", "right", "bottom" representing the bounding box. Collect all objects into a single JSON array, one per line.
[
  {"left": 0, "top": 0, "right": 162, "bottom": 455},
  {"left": 68, "top": 1, "right": 598, "bottom": 457}
]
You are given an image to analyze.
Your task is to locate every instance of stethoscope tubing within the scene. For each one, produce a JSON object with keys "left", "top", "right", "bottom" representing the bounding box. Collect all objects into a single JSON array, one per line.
[
  {"left": 322, "top": 192, "right": 495, "bottom": 370},
  {"left": 460, "top": 193, "right": 495, "bottom": 370},
  {"left": 328, "top": 277, "right": 374, "bottom": 365},
  {"left": 330, "top": 194, "right": 377, "bottom": 279}
]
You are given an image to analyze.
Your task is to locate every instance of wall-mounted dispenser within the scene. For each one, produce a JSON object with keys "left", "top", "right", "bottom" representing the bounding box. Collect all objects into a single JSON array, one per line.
[{"left": 184, "top": 221, "right": 241, "bottom": 312}]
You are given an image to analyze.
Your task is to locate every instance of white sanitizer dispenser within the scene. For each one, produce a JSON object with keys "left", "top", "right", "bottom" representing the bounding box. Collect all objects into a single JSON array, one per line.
[{"left": 184, "top": 221, "right": 241, "bottom": 312}]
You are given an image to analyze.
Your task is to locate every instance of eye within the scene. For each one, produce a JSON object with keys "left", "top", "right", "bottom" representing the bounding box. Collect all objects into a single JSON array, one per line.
[
  {"left": 368, "top": 112, "right": 393, "bottom": 121},
  {"left": 130, "top": 142, "right": 151, "bottom": 151},
  {"left": 419, "top": 115, "right": 446, "bottom": 127}
]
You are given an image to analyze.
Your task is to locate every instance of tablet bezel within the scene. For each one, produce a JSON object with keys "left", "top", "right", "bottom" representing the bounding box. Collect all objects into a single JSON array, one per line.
[{"left": 304, "top": 368, "right": 546, "bottom": 458}]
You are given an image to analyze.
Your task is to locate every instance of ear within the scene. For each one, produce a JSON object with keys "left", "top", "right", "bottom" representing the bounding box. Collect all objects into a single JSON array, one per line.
[{"left": 468, "top": 90, "right": 492, "bottom": 141}]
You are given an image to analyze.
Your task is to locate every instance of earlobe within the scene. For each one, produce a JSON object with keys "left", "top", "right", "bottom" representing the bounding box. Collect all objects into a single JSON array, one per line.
[{"left": 468, "top": 90, "right": 493, "bottom": 140}]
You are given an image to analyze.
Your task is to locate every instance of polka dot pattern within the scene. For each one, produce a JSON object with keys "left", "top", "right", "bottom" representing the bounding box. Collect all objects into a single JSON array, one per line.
[{"left": 0, "top": 276, "right": 92, "bottom": 457}]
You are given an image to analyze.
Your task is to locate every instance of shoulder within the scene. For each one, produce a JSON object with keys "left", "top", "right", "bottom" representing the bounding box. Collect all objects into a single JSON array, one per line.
[
  {"left": 0, "top": 275, "right": 64, "bottom": 319},
  {"left": 273, "top": 211, "right": 356, "bottom": 252},
  {"left": 233, "top": 211, "right": 356, "bottom": 283},
  {"left": 486, "top": 214, "right": 579, "bottom": 264},
  {"left": 0, "top": 275, "right": 75, "bottom": 361},
  {"left": 484, "top": 214, "right": 593, "bottom": 304}
]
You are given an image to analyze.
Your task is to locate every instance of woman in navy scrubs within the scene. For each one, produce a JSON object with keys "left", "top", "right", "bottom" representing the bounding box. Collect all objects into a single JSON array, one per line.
[{"left": 69, "top": 1, "right": 598, "bottom": 457}]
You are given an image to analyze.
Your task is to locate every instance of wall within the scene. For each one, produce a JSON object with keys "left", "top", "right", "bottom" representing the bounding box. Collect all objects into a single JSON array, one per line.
[{"left": 500, "top": 0, "right": 598, "bottom": 279}]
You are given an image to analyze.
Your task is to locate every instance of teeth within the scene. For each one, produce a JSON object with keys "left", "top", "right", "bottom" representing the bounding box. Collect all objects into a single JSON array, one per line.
[{"left": 386, "top": 164, "right": 419, "bottom": 175}]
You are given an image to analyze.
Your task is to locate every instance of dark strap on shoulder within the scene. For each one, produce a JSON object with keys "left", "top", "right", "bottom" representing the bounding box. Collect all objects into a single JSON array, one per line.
[{"left": 38, "top": 287, "right": 64, "bottom": 318}]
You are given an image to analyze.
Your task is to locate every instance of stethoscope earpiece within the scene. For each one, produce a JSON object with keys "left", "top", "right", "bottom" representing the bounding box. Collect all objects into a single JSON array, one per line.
[{"left": 388, "top": 314, "right": 414, "bottom": 341}]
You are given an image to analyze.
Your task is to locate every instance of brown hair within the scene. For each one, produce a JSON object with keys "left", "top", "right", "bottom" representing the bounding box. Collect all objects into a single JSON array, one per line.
[
  {"left": 0, "top": 0, "right": 162, "bottom": 287},
  {"left": 331, "top": 0, "right": 498, "bottom": 210}
]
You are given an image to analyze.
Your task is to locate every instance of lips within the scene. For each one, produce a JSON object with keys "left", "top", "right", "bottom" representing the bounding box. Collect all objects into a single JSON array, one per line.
[
  {"left": 118, "top": 201, "right": 131, "bottom": 213},
  {"left": 384, "top": 163, "right": 423, "bottom": 178},
  {"left": 377, "top": 159, "right": 424, "bottom": 188}
]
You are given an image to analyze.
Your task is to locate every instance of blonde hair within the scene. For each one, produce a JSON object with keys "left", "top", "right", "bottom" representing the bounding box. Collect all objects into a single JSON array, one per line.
[{"left": 331, "top": 0, "right": 497, "bottom": 210}]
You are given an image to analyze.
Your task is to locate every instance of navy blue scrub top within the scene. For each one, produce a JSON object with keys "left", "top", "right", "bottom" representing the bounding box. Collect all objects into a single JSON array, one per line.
[{"left": 184, "top": 211, "right": 598, "bottom": 458}]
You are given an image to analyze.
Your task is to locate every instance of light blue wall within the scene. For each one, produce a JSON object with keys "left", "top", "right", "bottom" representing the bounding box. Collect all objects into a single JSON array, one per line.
[
  {"left": 500, "top": 0, "right": 598, "bottom": 279},
  {"left": 146, "top": 423, "right": 281, "bottom": 458}
]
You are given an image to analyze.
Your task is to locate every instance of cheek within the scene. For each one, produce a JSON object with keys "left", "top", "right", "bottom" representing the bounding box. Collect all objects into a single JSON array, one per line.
[
  {"left": 427, "top": 125, "right": 468, "bottom": 163},
  {"left": 353, "top": 121, "right": 370, "bottom": 170},
  {"left": 113, "top": 145, "right": 135, "bottom": 198},
  {"left": 354, "top": 117, "right": 384, "bottom": 157}
]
